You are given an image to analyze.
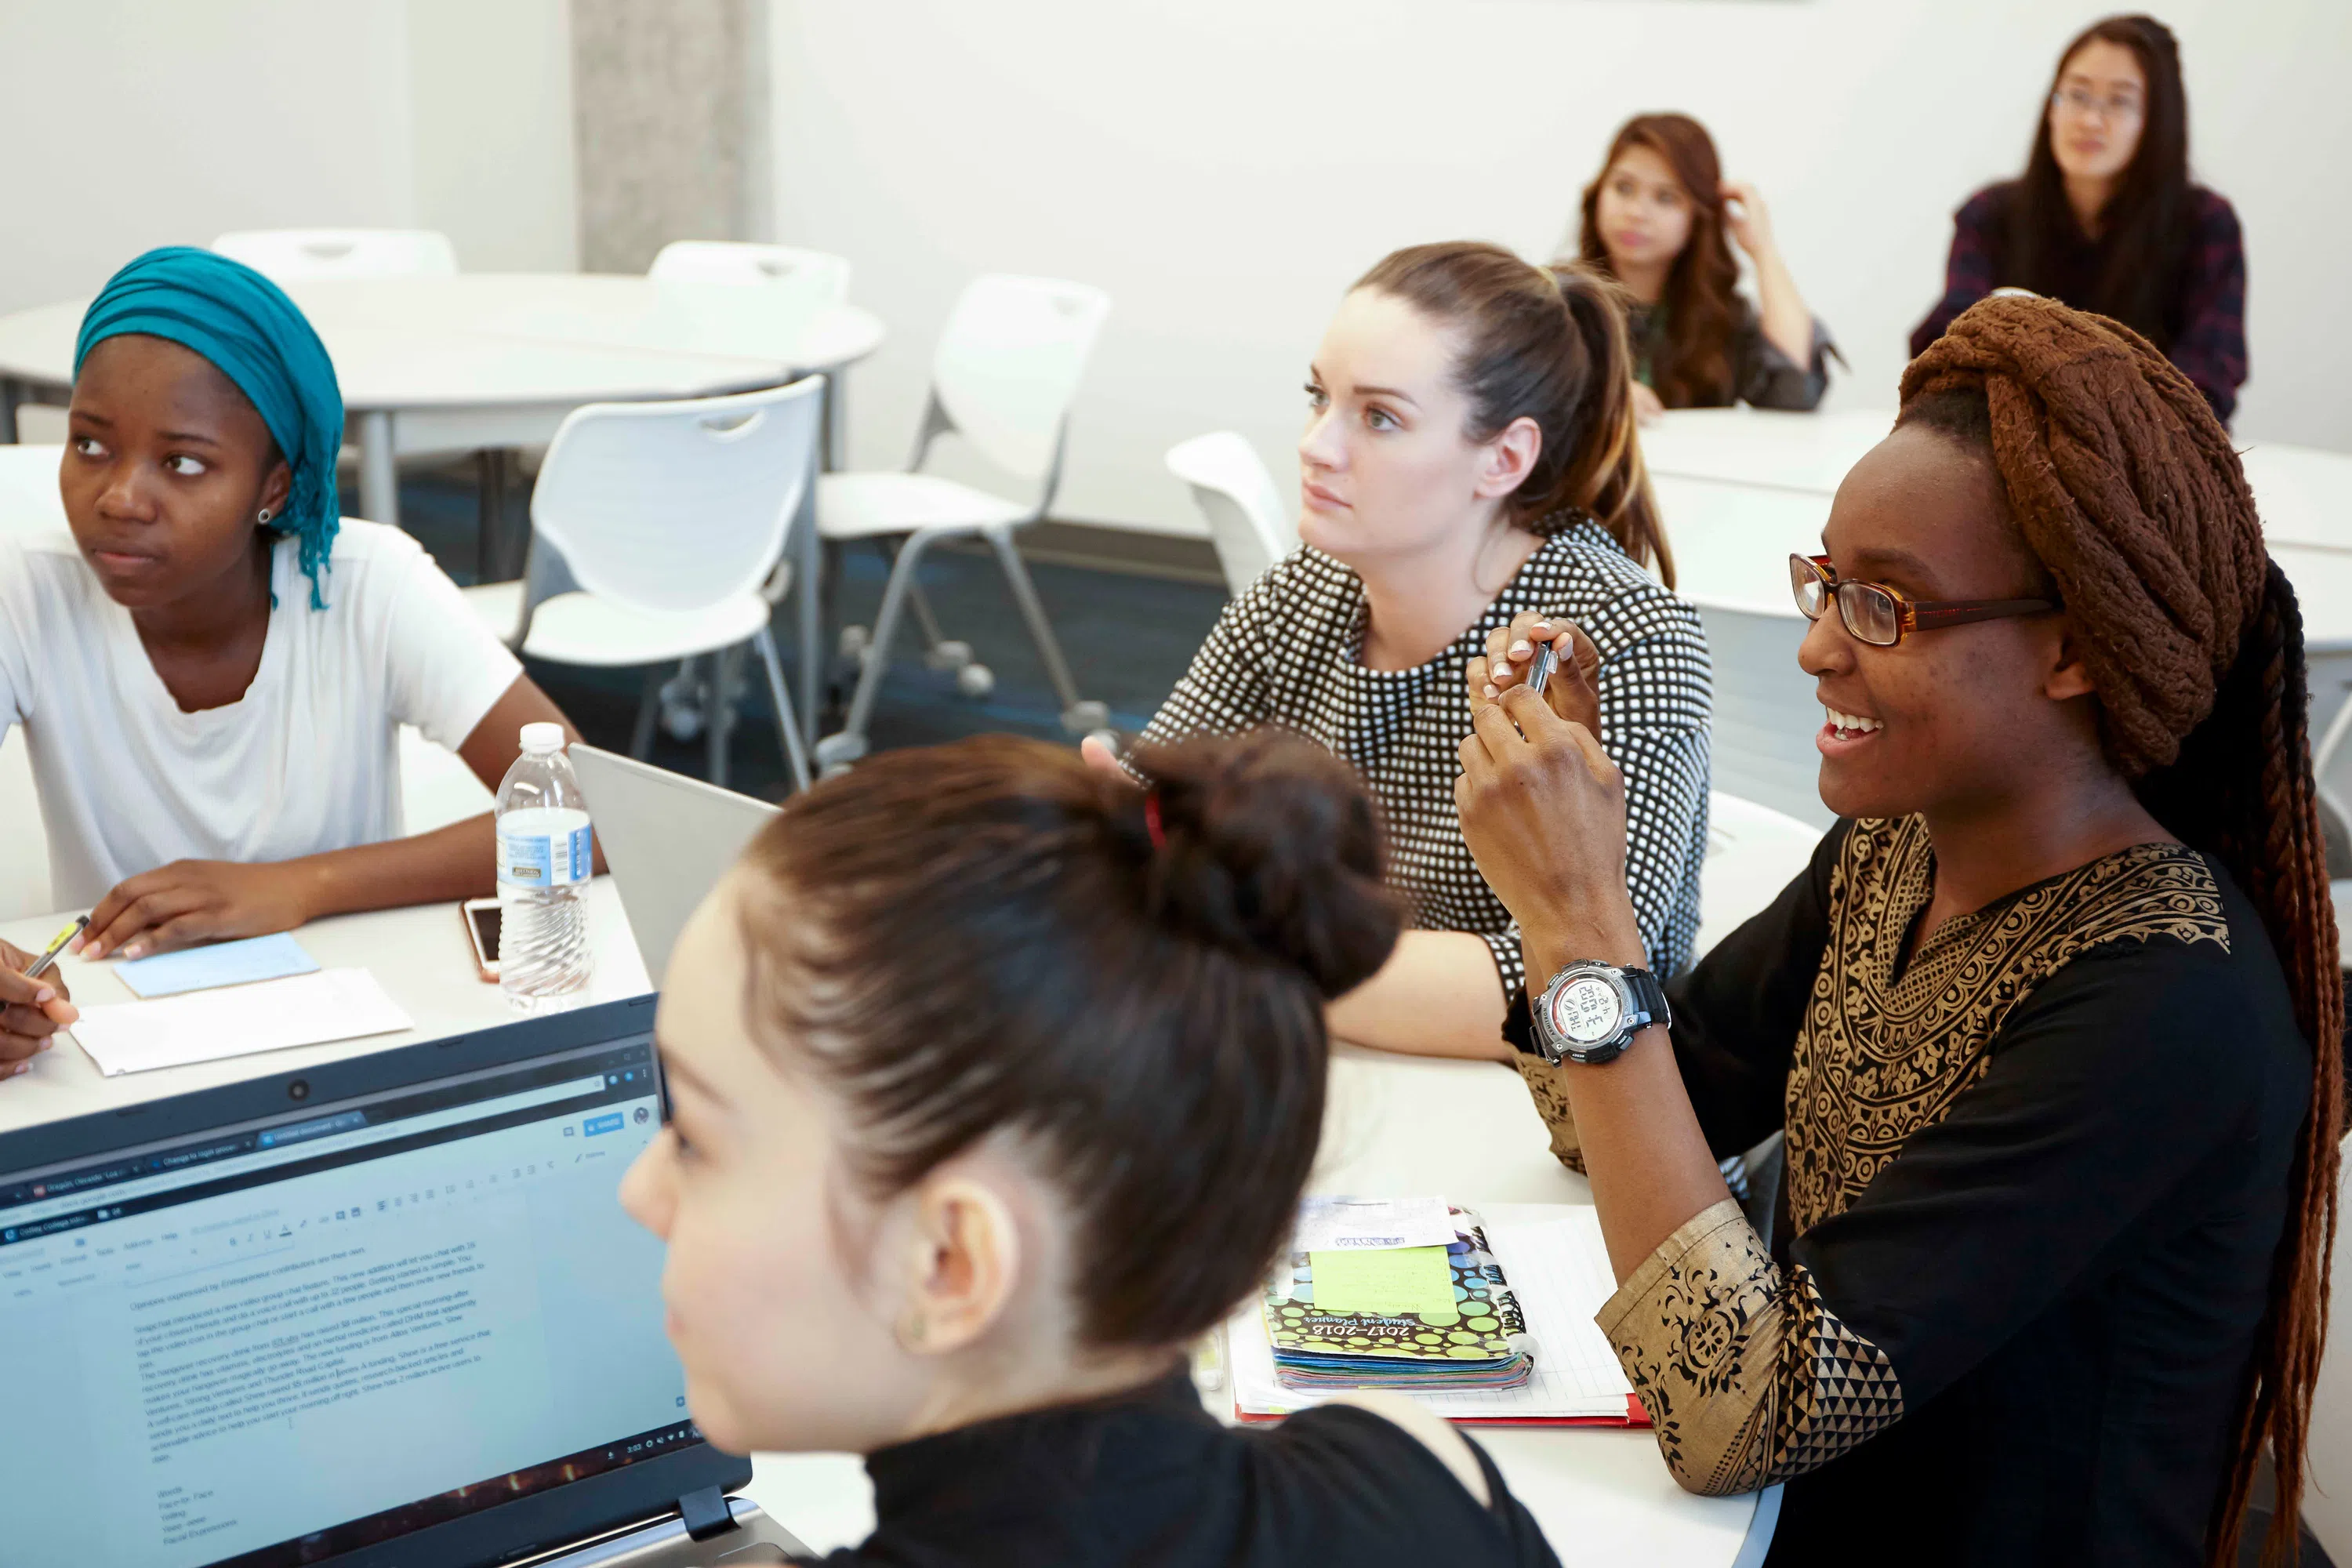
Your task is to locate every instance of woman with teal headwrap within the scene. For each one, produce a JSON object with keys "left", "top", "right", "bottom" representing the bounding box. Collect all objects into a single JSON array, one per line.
[{"left": 0, "top": 247, "right": 592, "bottom": 1067}]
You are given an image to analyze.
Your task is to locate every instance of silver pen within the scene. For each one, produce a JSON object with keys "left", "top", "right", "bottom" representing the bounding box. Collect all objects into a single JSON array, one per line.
[{"left": 1526, "top": 640, "right": 1559, "bottom": 695}]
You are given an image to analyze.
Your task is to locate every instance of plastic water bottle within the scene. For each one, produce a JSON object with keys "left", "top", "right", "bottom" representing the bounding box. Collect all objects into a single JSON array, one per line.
[{"left": 496, "top": 722, "right": 593, "bottom": 1014}]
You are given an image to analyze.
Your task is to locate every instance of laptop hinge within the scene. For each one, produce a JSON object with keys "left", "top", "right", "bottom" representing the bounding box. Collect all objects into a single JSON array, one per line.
[{"left": 678, "top": 1486, "right": 735, "bottom": 1542}]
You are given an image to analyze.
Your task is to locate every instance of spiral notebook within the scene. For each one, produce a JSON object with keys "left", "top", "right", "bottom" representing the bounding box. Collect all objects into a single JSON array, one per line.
[{"left": 1232, "top": 1202, "right": 1646, "bottom": 1426}]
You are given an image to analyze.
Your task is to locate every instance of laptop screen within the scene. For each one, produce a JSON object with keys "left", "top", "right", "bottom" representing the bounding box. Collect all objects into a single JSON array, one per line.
[{"left": 0, "top": 1034, "right": 699, "bottom": 1568}]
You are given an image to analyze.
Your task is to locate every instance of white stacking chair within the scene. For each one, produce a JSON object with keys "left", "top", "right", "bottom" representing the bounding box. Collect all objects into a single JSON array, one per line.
[
  {"left": 1166, "top": 432, "right": 1295, "bottom": 597},
  {"left": 812, "top": 274, "right": 1112, "bottom": 771},
  {"left": 210, "top": 229, "right": 459, "bottom": 280},
  {"left": 1686, "top": 601, "right": 1830, "bottom": 829},
  {"left": 648, "top": 241, "right": 851, "bottom": 304},
  {"left": 1694, "top": 789, "right": 1824, "bottom": 961},
  {"left": 463, "top": 378, "right": 826, "bottom": 793}
]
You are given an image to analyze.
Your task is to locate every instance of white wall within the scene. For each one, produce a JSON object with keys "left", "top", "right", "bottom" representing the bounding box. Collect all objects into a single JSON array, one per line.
[
  {"left": 768, "top": 0, "right": 2352, "bottom": 535},
  {"left": 0, "top": 0, "right": 575, "bottom": 318}
]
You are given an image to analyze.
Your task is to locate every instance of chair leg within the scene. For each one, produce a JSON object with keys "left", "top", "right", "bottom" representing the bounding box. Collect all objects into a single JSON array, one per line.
[
  {"left": 818, "top": 528, "right": 953, "bottom": 769},
  {"left": 753, "top": 626, "right": 813, "bottom": 793},
  {"left": 982, "top": 524, "right": 1103, "bottom": 732},
  {"left": 630, "top": 663, "right": 668, "bottom": 760},
  {"left": 877, "top": 538, "right": 951, "bottom": 655},
  {"left": 707, "top": 645, "right": 738, "bottom": 789}
]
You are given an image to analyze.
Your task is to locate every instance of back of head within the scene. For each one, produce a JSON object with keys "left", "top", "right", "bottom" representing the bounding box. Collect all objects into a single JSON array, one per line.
[
  {"left": 1901, "top": 293, "right": 2340, "bottom": 1568},
  {"left": 1353, "top": 240, "right": 1673, "bottom": 586},
  {"left": 734, "top": 731, "right": 1401, "bottom": 1350},
  {"left": 2014, "top": 14, "right": 2193, "bottom": 340},
  {"left": 1576, "top": 112, "right": 1741, "bottom": 408}
]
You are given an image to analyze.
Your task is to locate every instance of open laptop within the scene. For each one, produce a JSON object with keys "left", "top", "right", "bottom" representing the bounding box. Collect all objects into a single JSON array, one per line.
[
  {"left": 0, "top": 998, "right": 810, "bottom": 1567},
  {"left": 571, "top": 745, "right": 781, "bottom": 986}
]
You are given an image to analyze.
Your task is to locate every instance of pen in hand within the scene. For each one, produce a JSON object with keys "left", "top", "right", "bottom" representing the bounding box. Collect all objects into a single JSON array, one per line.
[
  {"left": 24, "top": 916, "right": 89, "bottom": 984},
  {"left": 3, "top": 915, "right": 85, "bottom": 1073}
]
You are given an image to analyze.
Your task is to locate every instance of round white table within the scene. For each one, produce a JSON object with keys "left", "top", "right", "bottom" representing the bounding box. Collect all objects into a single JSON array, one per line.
[
  {"left": 0, "top": 274, "right": 887, "bottom": 737},
  {"left": 0, "top": 274, "right": 885, "bottom": 530},
  {"left": 0, "top": 793, "right": 1820, "bottom": 1563},
  {"left": 1649, "top": 407, "right": 2352, "bottom": 826}
]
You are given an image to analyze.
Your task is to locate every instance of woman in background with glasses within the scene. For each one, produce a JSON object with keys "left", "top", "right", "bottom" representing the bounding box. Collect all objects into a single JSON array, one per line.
[{"left": 1909, "top": 14, "right": 2245, "bottom": 422}]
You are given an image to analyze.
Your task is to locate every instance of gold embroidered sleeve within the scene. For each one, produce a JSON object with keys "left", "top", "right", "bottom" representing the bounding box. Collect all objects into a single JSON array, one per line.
[
  {"left": 1598, "top": 1199, "right": 1904, "bottom": 1496},
  {"left": 1510, "top": 1052, "right": 1586, "bottom": 1174}
]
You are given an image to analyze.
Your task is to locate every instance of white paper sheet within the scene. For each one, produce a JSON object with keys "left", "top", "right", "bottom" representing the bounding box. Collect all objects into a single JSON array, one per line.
[
  {"left": 67, "top": 969, "right": 414, "bottom": 1076},
  {"left": 1293, "top": 1194, "right": 1457, "bottom": 1253},
  {"left": 1234, "top": 1203, "right": 1638, "bottom": 1422}
]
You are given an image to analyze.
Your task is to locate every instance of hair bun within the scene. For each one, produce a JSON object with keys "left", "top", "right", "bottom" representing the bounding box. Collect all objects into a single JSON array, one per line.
[{"left": 1123, "top": 732, "right": 1400, "bottom": 999}]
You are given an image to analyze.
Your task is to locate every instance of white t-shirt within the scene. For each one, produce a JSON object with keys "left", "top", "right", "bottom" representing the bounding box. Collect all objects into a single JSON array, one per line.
[{"left": 0, "top": 521, "right": 522, "bottom": 907}]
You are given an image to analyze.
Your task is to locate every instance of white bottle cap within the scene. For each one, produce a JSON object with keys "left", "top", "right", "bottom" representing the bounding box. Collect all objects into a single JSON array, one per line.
[{"left": 519, "top": 722, "right": 566, "bottom": 753}]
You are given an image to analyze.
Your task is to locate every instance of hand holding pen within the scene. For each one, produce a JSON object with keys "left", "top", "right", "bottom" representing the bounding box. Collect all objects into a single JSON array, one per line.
[
  {"left": 0, "top": 916, "right": 85, "bottom": 1076},
  {"left": 1465, "top": 613, "right": 1604, "bottom": 740}
]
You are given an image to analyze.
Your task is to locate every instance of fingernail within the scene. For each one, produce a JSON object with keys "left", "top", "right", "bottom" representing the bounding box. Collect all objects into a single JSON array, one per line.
[
  {"left": 66, "top": 936, "right": 82, "bottom": 955},
  {"left": 33, "top": 986, "right": 52, "bottom": 1004},
  {"left": 123, "top": 945, "right": 142, "bottom": 960},
  {"left": 1483, "top": 683, "right": 1499, "bottom": 699},
  {"left": 37, "top": 1039, "right": 52, "bottom": 1052},
  {"left": 1491, "top": 661, "right": 1509, "bottom": 680},
  {"left": 1508, "top": 640, "right": 1530, "bottom": 657}
]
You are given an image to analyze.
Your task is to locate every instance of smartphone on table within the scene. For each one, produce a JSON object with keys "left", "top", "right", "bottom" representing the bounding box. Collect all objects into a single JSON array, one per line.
[{"left": 462, "top": 897, "right": 500, "bottom": 983}]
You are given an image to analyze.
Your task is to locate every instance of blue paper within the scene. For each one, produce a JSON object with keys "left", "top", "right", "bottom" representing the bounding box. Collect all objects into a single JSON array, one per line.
[{"left": 115, "top": 933, "right": 321, "bottom": 999}]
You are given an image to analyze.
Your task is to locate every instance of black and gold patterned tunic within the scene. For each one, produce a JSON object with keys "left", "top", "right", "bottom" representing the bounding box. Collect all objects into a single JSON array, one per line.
[{"left": 1508, "top": 815, "right": 2310, "bottom": 1566}]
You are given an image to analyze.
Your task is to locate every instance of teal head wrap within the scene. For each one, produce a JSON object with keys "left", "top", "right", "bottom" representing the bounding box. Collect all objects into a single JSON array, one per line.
[{"left": 73, "top": 246, "right": 343, "bottom": 608}]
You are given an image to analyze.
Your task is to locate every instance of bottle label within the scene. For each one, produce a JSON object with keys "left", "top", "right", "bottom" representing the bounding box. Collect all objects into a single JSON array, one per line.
[{"left": 499, "top": 824, "right": 593, "bottom": 888}]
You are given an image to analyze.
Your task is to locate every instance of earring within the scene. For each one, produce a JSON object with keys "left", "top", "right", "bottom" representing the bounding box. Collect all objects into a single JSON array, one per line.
[
  {"left": 256, "top": 507, "right": 274, "bottom": 524},
  {"left": 895, "top": 1309, "right": 928, "bottom": 1351}
]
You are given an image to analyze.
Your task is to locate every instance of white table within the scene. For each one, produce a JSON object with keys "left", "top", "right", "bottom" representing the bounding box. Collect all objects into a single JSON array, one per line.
[
  {"left": 0, "top": 274, "right": 887, "bottom": 738},
  {"left": 1650, "top": 407, "right": 2352, "bottom": 826},
  {"left": 0, "top": 879, "right": 652, "bottom": 1136},
  {"left": 0, "top": 797, "right": 1818, "bottom": 1563},
  {"left": 0, "top": 274, "right": 885, "bottom": 529}
]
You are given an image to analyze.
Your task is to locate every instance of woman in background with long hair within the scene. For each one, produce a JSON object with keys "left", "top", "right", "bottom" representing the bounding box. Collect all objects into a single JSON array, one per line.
[
  {"left": 1910, "top": 13, "right": 2245, "bottom": 422},
  {"left": 1576, "top": 112, "right": 1838, "bottom": 419}
]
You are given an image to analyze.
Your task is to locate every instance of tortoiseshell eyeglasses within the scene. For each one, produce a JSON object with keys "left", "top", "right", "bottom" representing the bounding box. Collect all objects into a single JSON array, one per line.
[{"left": 1788, "top": 554, "right": 2058, "bottom": 648}]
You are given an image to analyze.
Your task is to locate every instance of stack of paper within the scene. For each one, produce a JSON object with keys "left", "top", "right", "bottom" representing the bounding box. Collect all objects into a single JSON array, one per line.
[
  {"left": 69, "top": 967, "right": 413, "bottom": 1077},
  {"left": 1235, "top": 1202, "right": 1644, "bottom": 1425}
]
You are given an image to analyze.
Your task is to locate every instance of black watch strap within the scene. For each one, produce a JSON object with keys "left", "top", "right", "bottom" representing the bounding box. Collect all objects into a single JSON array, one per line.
[{"left": 1625, "top": 967, "right": 1671, "bottom": 1033}]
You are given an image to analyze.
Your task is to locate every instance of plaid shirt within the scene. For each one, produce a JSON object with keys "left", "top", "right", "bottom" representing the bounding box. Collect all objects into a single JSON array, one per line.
[{"left": 1908, "top": 182, "right": 2247, "bottom": 423}]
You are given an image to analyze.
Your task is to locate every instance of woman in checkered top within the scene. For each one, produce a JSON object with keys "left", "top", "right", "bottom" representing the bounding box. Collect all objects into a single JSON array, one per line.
[{"left": 1105, "top": 242, "right": 1710, "bottom": 1061}]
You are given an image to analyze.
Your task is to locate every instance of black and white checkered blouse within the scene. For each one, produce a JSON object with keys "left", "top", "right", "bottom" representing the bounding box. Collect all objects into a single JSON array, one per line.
[{"left": 1138, "top": 519, "right": 1711, "bottom": 997}]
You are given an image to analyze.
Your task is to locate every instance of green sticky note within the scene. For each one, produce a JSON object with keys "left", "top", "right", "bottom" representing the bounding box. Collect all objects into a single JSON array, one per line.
[{"left": 1309, "top": 1246, "right": 1456, "bottom": 1316}]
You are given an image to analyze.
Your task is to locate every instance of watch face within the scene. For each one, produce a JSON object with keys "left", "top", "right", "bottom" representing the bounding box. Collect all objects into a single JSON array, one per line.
[{"left": 1550, "top": 975, "right": 1624, "bottom": 1045}]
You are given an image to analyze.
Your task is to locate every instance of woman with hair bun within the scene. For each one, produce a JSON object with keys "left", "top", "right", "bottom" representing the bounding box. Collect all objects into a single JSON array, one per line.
[
  {"left": 622, "top": 730, "right": 1562, "bottom": 1566},
  {"left": 1116, "top": 241, "right": 1710, "bottom": 1065},
  {"left": 1458, "top": 296, "right": 2336, "bottom": 1564},
  {"left": 1577, "top": 112, "right": 1838, "bottom": 419}
]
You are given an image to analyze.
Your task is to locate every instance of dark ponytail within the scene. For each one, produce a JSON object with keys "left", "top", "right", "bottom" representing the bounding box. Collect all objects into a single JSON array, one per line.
[
  {"left": 1353, "top": 241, "right": 1674, "bottom": 587},
  {"left": 733, "top": 731, "right": 1402, "bottom": 1350}
]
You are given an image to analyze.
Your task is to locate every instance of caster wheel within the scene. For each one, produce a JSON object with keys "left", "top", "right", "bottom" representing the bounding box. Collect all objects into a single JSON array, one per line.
[
  {"left": 956, "top": 663, "right": 996, "bottom": 699},
  {"left": 837, "top": 625, "right": 870, "bottom": 663},
  {"left": 815, "top": 730, "right": 870, "bottom": 771},
  {"left": 925, "top": 639, "right": 974, "bottom": 672},
  {"left": 1062, "top": 699, "right": 1111, "bottom": 735}
]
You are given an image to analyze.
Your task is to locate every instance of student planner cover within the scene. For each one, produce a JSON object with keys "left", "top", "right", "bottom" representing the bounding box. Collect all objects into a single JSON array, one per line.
[{"left": 1233, "top": 1203, "right": 1646, "bottom": 1426}]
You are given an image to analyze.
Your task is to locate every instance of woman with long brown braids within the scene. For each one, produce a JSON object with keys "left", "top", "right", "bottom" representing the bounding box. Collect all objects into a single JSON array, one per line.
[
  {"left": 1575, "top": 113, "right": 1838, "bottom": 419},
  {"left": 1452, "top": 293, "right": 2338, "bottom": 1564}
]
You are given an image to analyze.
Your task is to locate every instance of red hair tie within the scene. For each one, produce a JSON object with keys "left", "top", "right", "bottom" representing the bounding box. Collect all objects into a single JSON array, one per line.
[{"left": 1143, "top": 790, "right": 1167, "bottom": 851}]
